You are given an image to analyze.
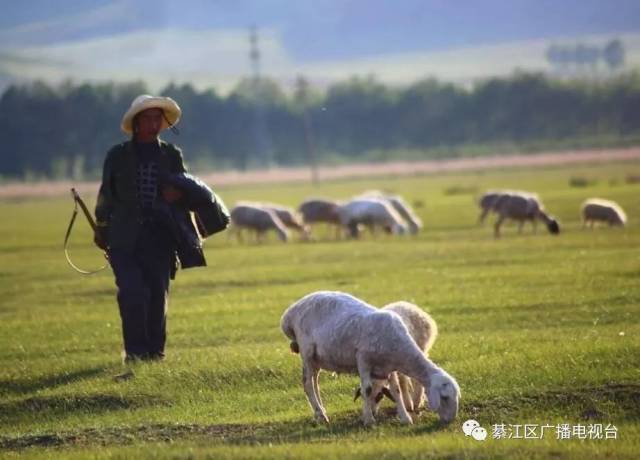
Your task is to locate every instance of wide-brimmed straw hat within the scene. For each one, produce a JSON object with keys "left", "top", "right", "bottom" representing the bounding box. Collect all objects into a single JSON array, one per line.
[{"left": 121, "top": 94, "right": 181, "bottom": 135}]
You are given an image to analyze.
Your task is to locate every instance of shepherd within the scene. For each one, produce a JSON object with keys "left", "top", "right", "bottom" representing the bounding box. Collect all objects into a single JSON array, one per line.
[{"left": 94, "top": 95, "right": 221, "bottom": 365}]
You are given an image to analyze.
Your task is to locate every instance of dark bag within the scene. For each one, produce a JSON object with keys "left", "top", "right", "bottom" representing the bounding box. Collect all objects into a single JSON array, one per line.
[{"left": 166, "top": 173, "right": 230, "bottom": 238}]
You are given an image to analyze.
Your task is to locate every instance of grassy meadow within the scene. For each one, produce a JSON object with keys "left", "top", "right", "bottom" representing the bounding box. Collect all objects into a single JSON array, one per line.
[{"left": 0, "top": 160, "right": 639, "bottom": 459}]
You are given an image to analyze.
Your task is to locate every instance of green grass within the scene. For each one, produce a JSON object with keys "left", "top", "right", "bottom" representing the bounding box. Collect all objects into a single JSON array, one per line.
[{"left": 1, "top": 161, "right": 639, "bottom": 459}]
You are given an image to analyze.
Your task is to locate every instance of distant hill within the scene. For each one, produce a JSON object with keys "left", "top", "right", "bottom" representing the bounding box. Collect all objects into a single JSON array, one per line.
[{"left": 1, "top": 30, "right": 639, "bottom": 96}]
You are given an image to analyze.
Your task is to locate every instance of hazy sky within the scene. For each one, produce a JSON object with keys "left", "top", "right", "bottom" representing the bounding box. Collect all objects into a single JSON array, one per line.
[
  {"left": 3, "top": 0, "right": 639, "bottom": 55},
  {"left": 1, "top": 0, "right": 639, "bottom": 92}
]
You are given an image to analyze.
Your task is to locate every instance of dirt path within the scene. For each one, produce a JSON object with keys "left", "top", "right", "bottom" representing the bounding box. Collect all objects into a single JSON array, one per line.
[{"left": 1, "top": 147, "right": 639, "bottom": 199}]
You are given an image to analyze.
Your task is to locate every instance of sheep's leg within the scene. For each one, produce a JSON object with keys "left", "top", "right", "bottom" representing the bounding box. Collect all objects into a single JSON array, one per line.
[
  {"left": 312, "top": 369, "right": 325, "bottom": 411},
  {"left": 388, "top": 372, "right": 413, "bottom": 424},
  {"left": 494, "top": 215, "right": 506, "bottom": 238},
  {"left": 348, "top": 221, "right": 360, "bottom": 239},
  {"left": 356, "top": 354, "right": 376, "bottom": 426},
  {"left": 479, "top": 208, "right": 490, "bottom": 224},
  {"left": 398, "top": 374, "right": 414, "bottom": 412},
  {"left": 370, "top": 379, "right": 386, "bottom": 416},
  {"left": 532, "top": 218, "right": 537, "bottom": 234},
  {"left": 302, "top": 361, "right": 329, "bottom": 423},
  {"left": 411, "top": 377, "right": 425, "bottom": 412},
  {"left": 228, "top": 226, "right": 241, "bottom": 244},
  {"left": 517, "top": 220, "right": 524, "bottom": 234}
]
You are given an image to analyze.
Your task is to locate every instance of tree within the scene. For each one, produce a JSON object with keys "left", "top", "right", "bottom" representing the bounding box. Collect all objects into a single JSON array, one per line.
[{"left": 603, "top": 39, "right": 625, "bottom": 71}]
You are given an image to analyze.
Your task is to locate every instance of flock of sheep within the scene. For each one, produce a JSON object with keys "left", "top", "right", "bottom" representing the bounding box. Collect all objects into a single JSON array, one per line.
[
  {"left": 227, "top": 188, "right": 627, "bottom": 243},
  {"left": 271, "top": 190, "right": 628, "bottom": 426},
  {"left": 228, "top": 191, "right": 422, "bottom": 243},
  {"left": 280, "top": 291, "right": 460, "bottom": 426},
  {"left": 479, "top": 190, "right": 627, "bottom": 238}
]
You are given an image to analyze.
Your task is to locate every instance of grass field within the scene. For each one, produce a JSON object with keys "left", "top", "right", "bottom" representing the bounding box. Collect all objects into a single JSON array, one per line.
[{"left": 1, "top": 161, "right": 639, "bottom": 459}]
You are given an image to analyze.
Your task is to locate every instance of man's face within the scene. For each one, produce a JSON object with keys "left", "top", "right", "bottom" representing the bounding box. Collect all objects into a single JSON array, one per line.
[{"left": 135, "top": 108, "right": 163, "bottom": 140}]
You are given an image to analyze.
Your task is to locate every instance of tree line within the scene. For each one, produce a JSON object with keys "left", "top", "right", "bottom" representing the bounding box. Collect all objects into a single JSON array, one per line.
[
  {"left": 546, "top": 39, "right": 626, "bottom": 74},
  {"left": 1, "top": 71, "right": 640, "bottom": 181}
]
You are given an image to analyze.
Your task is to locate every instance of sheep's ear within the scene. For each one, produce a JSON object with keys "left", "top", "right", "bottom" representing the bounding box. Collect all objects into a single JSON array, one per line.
[{"left": 427, "top": 384, "right": 441, "bottom": 411}]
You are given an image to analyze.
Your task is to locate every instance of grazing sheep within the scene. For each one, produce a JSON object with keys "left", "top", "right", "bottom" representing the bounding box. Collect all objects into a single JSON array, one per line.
[
  {"left": 338, "top": 198, "right": 407, "bottom": 238},
  {"left": 354, "top": 301, "right": 438, "bottom": 420},
  {"left": 492, "top": 191, "right": 560, "bottom": 238},
  {"left": 230, "top": 203, "right": 289, "bottom": 243},
  {"left": 298, "top": 198, "right": 343, "bottom": 239},
  {"left": 261, "top": 203, "right": 310, "bottom": 240},
  {"left": 357, "top": 191, "right": 423, "bottom": 234},
  {"left": 581, "top": 198, "right": 627, "bottom": 228},
  {"left": 281, "top": 291, "right": 460, "bottom": 426}
]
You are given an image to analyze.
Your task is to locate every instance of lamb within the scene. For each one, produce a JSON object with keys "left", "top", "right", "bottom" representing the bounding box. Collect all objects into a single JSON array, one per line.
[
  {"left": 280, "top": 291, "right": 460, "bottom": 426},
  {"left": 337, "top": 198, "right": 408, "bottom": 238},
  {"left": 581, "top": 198, "right": 627, "bottom": 228},
  {"left": 357, "top": 191, "right": 423, "bottom": 234},
  {"left": 229, "top": 202, "right": 289, "bottom": 243},
  {"left": 298, "top": 198, "right": 343, "bottom": 239},
  {"left": 380, "top": 301, "right": 438, "bottom": 413},
  {"left": 492, "top": 191, "right": 560, "bottom": 238},
  {"left": 354, "top": 300, "right": 438, "bottom": 419}
]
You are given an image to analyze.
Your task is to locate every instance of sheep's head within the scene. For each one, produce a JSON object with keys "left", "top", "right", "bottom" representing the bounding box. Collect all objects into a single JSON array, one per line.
[
  {"left": 546, "top": 218, "right": 560, "bottom": 235},
  {"left": 276, "top": 228, "right": 290, "bottom": 242},
  {"left": 427, "top": 370, "right": 461, "bottom": 424},
  {"left": 611, "top": 215, "right": 625, "bottom": 226},
  {"left": 392, "top": 223, "right": 407, "bottom": 235},
  {"left": 408, "top": 221, "right": 422, "bottom": 235}
]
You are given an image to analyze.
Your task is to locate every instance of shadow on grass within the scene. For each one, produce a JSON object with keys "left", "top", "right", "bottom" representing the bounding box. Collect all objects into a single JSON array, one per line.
[
  {"left": 0, "top": 408, "right": 443, "bottom": 451},
  {"left": 0, "top": 367, "right": 105, "bottom": 396},
  {"left": 0, "top": 393, "right": 171, "bottom": 426}
]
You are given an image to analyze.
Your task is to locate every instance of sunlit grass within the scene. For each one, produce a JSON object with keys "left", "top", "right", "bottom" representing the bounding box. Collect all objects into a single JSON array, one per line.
[{"left": 1, "top": 161, "right": 639, "bottom": 458}]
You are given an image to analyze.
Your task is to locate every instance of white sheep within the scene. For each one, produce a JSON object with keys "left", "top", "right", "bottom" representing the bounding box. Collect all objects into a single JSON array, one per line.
[
  {"left": 337, "top": 198, "right": 407, "bottom": 238},
  {"left": 280, "top": 291, "right": 460, "bottom": 426},
  {"left": 357, "top": 191, "right": 423, "bottom": 234},
  {"left": 354, "top": 300, "right": 438, "bottom": 420},
  {"left": 492, "top": 191, "right": 560, "bottom": 238},
  {"left": 298, "top": 198, "right": 343, "bottom": 239},
  {"left": 581, "top": 198, "right": 627, "bottom": 228},
  {"left": 229, "top": 202, "right": 289, "bottom": 243}
]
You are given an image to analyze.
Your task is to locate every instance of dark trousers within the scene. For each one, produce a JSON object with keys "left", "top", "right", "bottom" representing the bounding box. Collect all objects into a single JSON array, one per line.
[{"left": 109, "top": 226, "right": 175, "bottom": 360}]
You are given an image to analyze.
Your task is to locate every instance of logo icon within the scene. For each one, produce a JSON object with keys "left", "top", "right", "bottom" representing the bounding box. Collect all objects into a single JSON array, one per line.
[{"left": 462, "top": 419, "right": 488, "bottom": 441}]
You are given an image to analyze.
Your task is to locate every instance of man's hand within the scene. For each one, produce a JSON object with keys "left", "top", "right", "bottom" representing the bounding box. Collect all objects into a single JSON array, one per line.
[{"left": 162, "top": 184, "right": 184, "bottom": 204}]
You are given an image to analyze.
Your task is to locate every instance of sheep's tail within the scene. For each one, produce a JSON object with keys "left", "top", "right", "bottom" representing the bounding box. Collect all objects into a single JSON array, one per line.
[{"left": 280, "top": 305, "right": 299, "bottom": 353}]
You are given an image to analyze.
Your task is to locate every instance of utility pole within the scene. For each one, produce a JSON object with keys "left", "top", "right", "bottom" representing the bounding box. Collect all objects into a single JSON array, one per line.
[
  {"left": 249, "top": 25, "right": 272, "bottom": 168},
  {"left": 295, "top": 75, "right": 319, "bottom": 184}
]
